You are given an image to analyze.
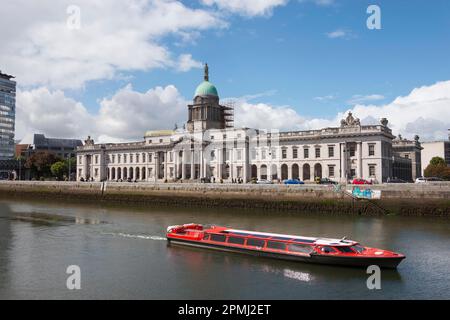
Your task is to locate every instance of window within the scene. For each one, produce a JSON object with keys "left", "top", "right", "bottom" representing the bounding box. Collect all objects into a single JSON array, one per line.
[
  {"left": 350, "top": 169, "right": 356, "bottom": 177},
  {"left": 95, "top": 155, "right": 99, "bottom": 164},
  {"left": 404, "top": 154, "right": 409, "bottom": 159},
  {"left": 261, "top": 149, "right": 266, "bottom": 160},
  {"left": 351, "top": 245, "right": 365, "bottom": 253},
  {"left": 328, "top": 146, "right": 334, "bottom": 158},
  {"left": 148, "top": 153, "right": 153, "bottom": 163},
  {"left": 94, "top": 168, "right": 98, "bottom": 177},
  {"left": 124, "top": 154, "right": 127, "bottom": 163},
  {"left": 336, "top": 246, "right": 354, "bottom": 253},
  {"left": 349, "top": 146, "right": 355, "bottom": 157},
  {"left": 369, "top": 165, "right": 376, "bottom": 177},
  {"left": 211, "top": 150, "right": 216, "bottom": 161},
  {"left": 227, "top": 237, "right": 245, "bottom": 245},
  {"left": 169, "top": 152, "right": 173, "bottom": 162},
  {"left": 236, "top": 150, "right": 242, "bottom": 161},
  {"left": 328, "top": 165, "right": 335, "bottom": 177},
  {"left": 320, "top": 246, "right": 336, "bottom": 254},
  {"left": 304, "top": 148, "right": 309, "bottom": 159},
  {"left": 210, "top": 234, "right": 226, "bottom": 242},
  {"left": 136, "top": 154, "right": 139, "bottom": 163},
  {"left": 159, "top": 139, "right": 163, "bottom": 143},
  {"left": 267, "top": 241, "right": 286, "bottom": 250},
  {"left": 292, "top": 148, "right": 298, "bottom": 159},
  {"left": 271, "top": 149, "right": 277, "bottom": 159},
  {"left": 148, "top": 139, "right": 152, "bottom": 144},
  {"left": 246, "top": 238, "right": 265, "bottom": 247},
  {"left": 288, "top": 244, "right": 313, "bottom": 254},
  {"left": 142, "top": 153, "right": 146, "bottom": 163},
  {"left": 282, "top": 149, "right": 287, "bottom": 159},
  {"left": 112, "top": 155, "right": 115, "bottom": 163},
  {"left": 369, "top": 144, "right": 375, "bottom": 156},
  {"left": 130, "top": 154, "right": 133, "bottom": 163},
  {"left": 315, "top": 148, "right": 320, "bottom": 158}
]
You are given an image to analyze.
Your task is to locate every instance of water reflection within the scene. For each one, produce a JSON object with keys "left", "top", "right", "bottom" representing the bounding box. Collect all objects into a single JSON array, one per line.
[{"left": 0, "top": 199, "right": 448, "bottom": 299}]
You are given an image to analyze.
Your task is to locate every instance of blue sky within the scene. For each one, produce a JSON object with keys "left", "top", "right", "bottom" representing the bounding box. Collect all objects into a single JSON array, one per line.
[
  {"left": 72, "top": 0, "right": 450, "bottom": 117},
  {"left": 3, "top": 0, "right": 450, "bottom": 141}
]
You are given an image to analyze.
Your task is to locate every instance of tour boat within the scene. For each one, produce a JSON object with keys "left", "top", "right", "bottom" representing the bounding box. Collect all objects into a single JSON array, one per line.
[{"left": 166, "top": 224, "right": 405, "bottom": 269}]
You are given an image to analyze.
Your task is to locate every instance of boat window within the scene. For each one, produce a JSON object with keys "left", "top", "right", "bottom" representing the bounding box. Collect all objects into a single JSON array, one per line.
[
  {"left": 288, "top": 244, "right": 313, "bottom": 254},
  {"left": 227, "top": 236, "right": 245, "bottom": 245},
  {"left": 210, "top": 234, "right": 226, "bottom": 242},
  {"left": 351, "top": 245, "right": 365, "bottom": 253},
  {"left": 335, "top": 246, "right": 354, "bottom": 253},
  {"left": 267, "top": 241, "right": 286, "bottom": 250},
  {"left": 246, "top": 238, "right": 265, "bottom": 248},
  {"left": 321, "top": 246, "right": 336, "bottom": 253},
  {"left": 203, "top": 234, "right": 210, "bottom": 240}
]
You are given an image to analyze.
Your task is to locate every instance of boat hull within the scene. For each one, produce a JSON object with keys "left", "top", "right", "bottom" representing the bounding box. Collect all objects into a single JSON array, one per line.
[{"left": 167, "top": 237, "right": 404, "bottom": 269}]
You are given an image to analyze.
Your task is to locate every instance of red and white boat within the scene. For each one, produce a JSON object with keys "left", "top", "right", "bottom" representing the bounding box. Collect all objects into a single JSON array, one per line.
[{"left": 166, "top": 224, "right": 405, "bottom": 269}]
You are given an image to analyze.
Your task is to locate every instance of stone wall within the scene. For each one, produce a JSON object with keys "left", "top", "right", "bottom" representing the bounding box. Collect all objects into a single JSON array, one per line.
[{"left": 0, "top": 181, "right": 449, "bottom": 216}]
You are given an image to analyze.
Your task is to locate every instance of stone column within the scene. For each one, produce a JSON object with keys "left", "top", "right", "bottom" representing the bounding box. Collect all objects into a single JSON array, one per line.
[
  {"left": 217, "top": 148, "right": 222, "bottom": 180},
  {"left": 243, "top": 145, "right": 248, "bottom": 182},
  {"left": 83, "top": 155, "right": 88, "bottom": 180},
  {"left": 182, "top": 150, "right": 186, "bottom": 180},
  {"left": 155, "top": 152, "right": 160, "bottom": 181},
  {"left": 200, "top": 149, "right": 204, "bottom": 179},
  {"left": 164, "top": 151, "right": 168, "bottom": 180},
  {"left": 191, "top": 150, "right": 195, "bottom": 180},
  {"left": 340, "top": 143, "right": 346, "bottom": 182},
  {"left": 357, "top": 142, "right": 362, "bottom": 178},
  {"left": 288, "top": 164, "right": 292, "bottom": 180}
]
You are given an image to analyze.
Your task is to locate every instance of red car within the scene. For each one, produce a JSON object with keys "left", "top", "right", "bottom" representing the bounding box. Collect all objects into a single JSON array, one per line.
[{"left": 351, "top": 178, "right": 372, "bottom": 185}]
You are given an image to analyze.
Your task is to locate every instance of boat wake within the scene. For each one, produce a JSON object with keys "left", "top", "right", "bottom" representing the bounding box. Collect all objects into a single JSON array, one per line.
[{"left": 102, "top": 232, "right": 167, "bottom": 241}]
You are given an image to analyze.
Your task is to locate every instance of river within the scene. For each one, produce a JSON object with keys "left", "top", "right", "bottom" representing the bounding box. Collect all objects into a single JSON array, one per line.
[{"left": 0, "top": 199, "right": 449, "bottom": 299}]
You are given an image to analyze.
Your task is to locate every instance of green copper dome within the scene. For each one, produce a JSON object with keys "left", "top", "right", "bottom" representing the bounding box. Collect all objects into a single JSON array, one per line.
[{"left": 194, "top": 81, "right": 218, "bottom": 98}]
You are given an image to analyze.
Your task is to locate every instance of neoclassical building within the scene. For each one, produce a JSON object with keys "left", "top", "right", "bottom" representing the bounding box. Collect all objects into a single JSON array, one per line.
[{"left": 76, "top": 65, "right": 397, "bottom": 183}]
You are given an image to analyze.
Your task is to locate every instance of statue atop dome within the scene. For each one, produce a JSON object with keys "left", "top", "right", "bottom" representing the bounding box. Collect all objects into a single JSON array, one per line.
[{"left": 204, "top": 63, "right": 209, "bottom": 81}]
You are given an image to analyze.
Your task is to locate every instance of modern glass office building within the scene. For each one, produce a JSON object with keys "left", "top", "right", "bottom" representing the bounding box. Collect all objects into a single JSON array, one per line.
[{"left": 0, "top": 70, "right": 16, "bottom": 159}]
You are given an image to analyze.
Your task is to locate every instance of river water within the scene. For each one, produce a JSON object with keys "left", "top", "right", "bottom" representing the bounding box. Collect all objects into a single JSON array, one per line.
[{"left": 0, "top": 199, "right": 449, "bottom": 299}]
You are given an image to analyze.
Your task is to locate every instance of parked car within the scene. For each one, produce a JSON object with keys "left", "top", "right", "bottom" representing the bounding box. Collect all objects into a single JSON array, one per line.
[
  {"left": 283, "top": 179, "right": 305, "bottom": 185},
  {"left": 415, "top": 177, "right": 444, "bottom": 183},
  {"left": 387, "top": 178, "right": 408, "bottom": 184},
  {"left": 256, "top": 179, "right": 273, "bottom": 184},
  {"left": 318, "top": 178, "right": 338, "bottom": 185},
  {"left": 351, "top": 178, "right": 372, "bottom": 185}
]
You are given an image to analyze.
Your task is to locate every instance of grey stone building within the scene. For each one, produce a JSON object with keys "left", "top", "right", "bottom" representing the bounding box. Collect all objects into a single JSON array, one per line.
[{"left": 77, "top": 65, "right": 402, "bottom": 184}]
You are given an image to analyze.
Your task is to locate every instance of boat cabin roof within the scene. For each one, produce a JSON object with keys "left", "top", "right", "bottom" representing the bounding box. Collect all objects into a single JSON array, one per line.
[{"left": 205, "top": 227, "right": 357, "bottom": 246}]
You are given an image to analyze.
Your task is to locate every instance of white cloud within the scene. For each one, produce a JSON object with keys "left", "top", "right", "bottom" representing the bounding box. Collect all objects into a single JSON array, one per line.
[
  {"left": 96, "top": 84, "right": 186, "bottom": 140},
  {"left": 233, "top": 81, "right": 450, "bottom": 141},
  {"left": 314, "top": 95, "right": 336, "bottom": 102},
  {"left": 1, "top": 0, "right": 225, "bottom": 89},
  {"left": 16, "top": 87, "right": 94, "bottom": 140},
  {"left": 201, "top": 0, "right": 288, "bottom": 17},
  {"left": 347, "top": 94, "right": 385, "bottom": 105},
  {"left": 16, "top": 81, "right": 450, "bottom": 143},
  {"left": 326, "top": 28, "right": 355, "bottom": 39},
  {"left": 176, "top": 54, "right": 203, "bottom": 72},
  {"left": 16, "top": 84, "right": 187, "bottom": 142}
]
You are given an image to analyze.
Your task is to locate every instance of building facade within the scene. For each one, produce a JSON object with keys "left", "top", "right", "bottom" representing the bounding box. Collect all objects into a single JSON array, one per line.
[
  {"left": 0, "top": 70, "right": 16, "bottom": 160},
  {"left": 18, "top": 133, "right": 83, "bottom": 160},
  {"left": 421, "top": 137, "right": 450, "bottom": 175},
  {"left": 77, "top": 65, "right": 398, "bottom": 183},
  {"left": 392, "top": 135, "right": 422, "bottom": 181}
]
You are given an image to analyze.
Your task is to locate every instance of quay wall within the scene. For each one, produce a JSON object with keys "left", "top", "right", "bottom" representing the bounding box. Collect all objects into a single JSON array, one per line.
[{"left": 0, "top": 181, "right": 449, "bottom": 216}]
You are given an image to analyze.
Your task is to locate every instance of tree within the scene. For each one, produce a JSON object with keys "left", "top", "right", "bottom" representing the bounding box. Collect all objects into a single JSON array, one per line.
[
  {"left": 429, "top": 156, "right": 446, "bottom": 166},
  {"left": 25, "top": 151, "right": 61, "bottom": 179},
  {"left": 424, "top": 157, "right": 450, "bottom": 180},
  {"left": 51, "top": 161, "right": 67, "bottom": 180}
]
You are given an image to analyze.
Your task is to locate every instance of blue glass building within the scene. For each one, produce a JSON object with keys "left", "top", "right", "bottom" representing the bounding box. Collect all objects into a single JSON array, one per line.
[{"left": 0, "top": 71, "right": 16, "bottom": 159}]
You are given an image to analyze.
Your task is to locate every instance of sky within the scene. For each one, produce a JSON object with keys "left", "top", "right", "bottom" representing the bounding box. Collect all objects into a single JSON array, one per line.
[{"left": 2, "top": 0, "right": 450, "bottom": 143}]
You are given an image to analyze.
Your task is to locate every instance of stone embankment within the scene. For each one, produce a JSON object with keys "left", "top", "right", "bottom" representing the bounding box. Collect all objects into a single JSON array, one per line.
[{"left": 0, "top": 181, "right": 449, "bottom": 216}]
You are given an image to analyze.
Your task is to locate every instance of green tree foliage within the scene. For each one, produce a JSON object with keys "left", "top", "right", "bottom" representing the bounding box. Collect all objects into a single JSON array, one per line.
[
  {"left": 429, "top": 156, "right": 446, "bottom": 166},
  {"left": 50, "top": 161, "right": 67, "bottom": 180},
  {"left": 424, "top": 157, "right": 450, "bottom": 180},
  {"left": 25, "top": 151, "right": 61, "bottom": 179}
]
